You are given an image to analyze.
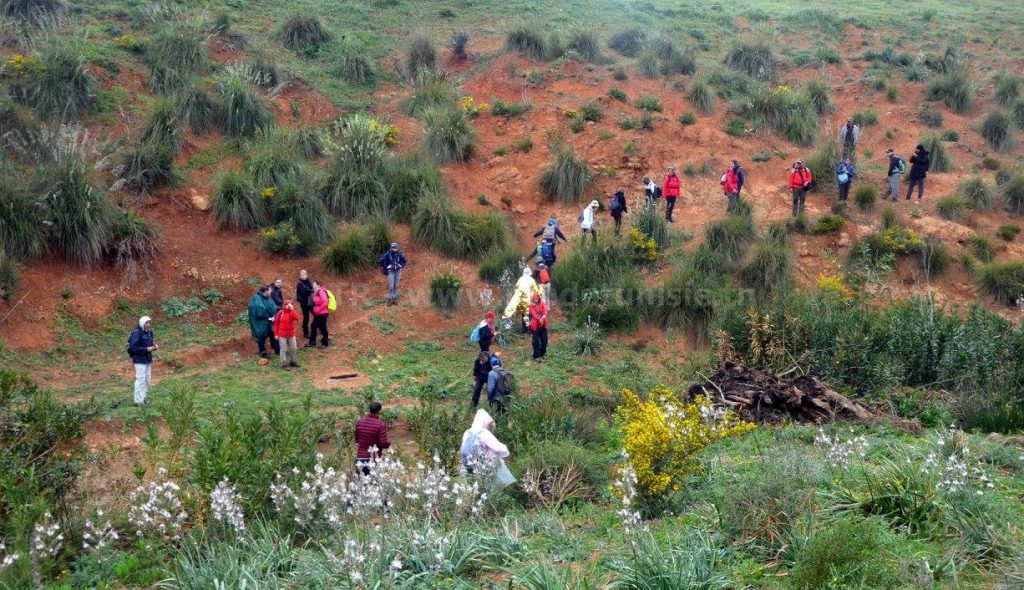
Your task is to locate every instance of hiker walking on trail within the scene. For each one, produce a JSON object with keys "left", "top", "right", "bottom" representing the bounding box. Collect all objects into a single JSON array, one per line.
[
  {"left": 248, "top": 285, "right": 280, "bottom": 359},
  {"left": 789, "top": 159, "right": 813, "bottom": 217},
  {"left": 308, "top": 280, "right": 330, "bottom": 348},
  {"left": 474, "top": 311, "right": 498, "bottom": 352},
  {"left": 503, "top": 267, "right": 540, "bottom": 332},
  {"left": 906, "top": 144, "right": 930, "bottom": 201},
  {"left": 127, "top": 316, "right": 158, "bottom": 407},
  {"left": 460, "top": 409, "right": 515, "bottom": 488},
  {"left": 732, "top": 160, "right": 746, "bottom": 198},
  {"left": 533, "top": 218, "right": 567, "bottom": 268},
  {"left": 885, "top": 148, "right": 904, "bottom": 202},
  {"left": 609, "top": 188, "right": 628, "bottom": 238},
  {"left": 580, "top": 200, "right": 599, "bottom": 244},
  {"left": 471, "top": 350, "right": 492, "bottom": 408},
  {"left": 528, "top": 292, "right": 549, "bottom": 362},
  {"left": 379, "top": 243, "right": 407, "bottom": 305},
  {"left": 838, "top": 118, "right": 860, "bottom": 160},
  {"left": 296, "top": 269, "right": 314, "bottom": 339},
  {"left": 722, "top": 165, "right": 741, "bottom": 212},
  {"left": 534, "top": 262, "right": 551, "bottom": 309},
  {"left": 662, "top": 167, "right": 681, "bottom": 222},
  {"left": 355, "top": 401, "right": 391, "bottom": 475},
  {"left": 643, "top": 176, "right": 661, "bottom": 206},
  {"left": 269, "top": 277, "right": 284, "bottom": 310},
  {"left": 836, "top": 157, "right": 855, "bottom": 203},
  {"left": 273, "top": 299, "right": 301, "bottom": 370},
  {"left": 485, "top": 357, "right": 513, "bottom": 416}
]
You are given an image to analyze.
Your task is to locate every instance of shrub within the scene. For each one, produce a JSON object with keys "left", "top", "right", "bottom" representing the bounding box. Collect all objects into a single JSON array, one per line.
[
  {"left": 2, "top": 0, "right": 64, "bottom": 25},
  {"left": 565, "top": 28, "right": 602, "bottom": 63},
  {"left": 812, "top": 214, "right": 845, "bottom": 234},
  {"left": 936, "top": 195, "right": 971, "bottom": 221},
  {"left": 338, "top": 47, "right": 376, "bottom": 85},
  {"left": 920, "top": 133, "right": 952, "bottom": 173},
  {"left": 478, "top": 246, "right": 522, "bottom": 282},
  {"left": 109, "top": 209, "right": 163, "bottom": 282},
  {"left": 921, "top": 237, "right": 951, "bottom": 278},
  {"left": 290, "top": 127, "right": 325, "bottom": 159},
  {"left": 177, "top": 83, "right": 219, "bottom": 134},
  {"left": 784, "top": 111, "right": 817, "bottom": 146},
  {"left": 277, "top": 15, "right": 330, "bottom": 54},
  {"left": 1014, "top": 98, "right": 1024, "bottom": 129},
  {"left": 969, "top": 235, "right": 996, "bottom": 263},
  {"left": 880, "top": 206, "right": 898, "bottom": 230},
  {"left": 429, "top": 267, "right": 462, "bottom": 311},
  {"left": 260, "top": 221, "right": 303, "bottom": 255},
  {"left": 571, "top": 317, "right": 604, "bottom": 356},
  {"left": 321, "top": 226, "right": 374, "bottom": 275},
  {"left": 975, "top": 260, "right": 1024, "bottom": 304},
  {"left": 490, "top": 99, "right": 530, "bottom": 117},
  {"left": 321, "top": 113, "right": 389, "bottom": 218},
  {"left": 217, "top": 72, "right": 274, "bottom": 138},
  {"left": 661, "top": 48, "right": 696, "bottom": 76},
  {"left": 578, "top": 101, "right": 603, "bottom": 122},
  {"left": 146, "top": 25, "right": 207, "bottom": 93},
  {"left": 139, "top": 96, "right": 182, "bottom": 153},
  {"left": 633, "top": 201, "right": 670, "bottom": 248},
  {"left": 402, "top": 69, "right": 456, "bottom": 117},
  {"left": 702, "top": 216, "right": 756, "bottom": 270},
  {"left": 724, "top": 41, "right": 775, "bottom": 80},
  {"left": 632, "top": 95, "right": 663, "bottom": 112},
  {"left": 505, "top": 25, "right": 547, "bottom": 60},
  {"left": 980, "top": 110, "right": 1014, "bottom": 151},
  {"left": 941, "top": 129, "right": 960, "bottom": 142},
  {"left": 450, "top": 31, "right": 469, "bottom": 62},
  {"left": 382, "top": 152, "right": 445, "bottom": 223},
  {"left": 0, "top": 248, "right": 18, "bottom": 300},
  {"left": 411, "top": 189, "right": 512, "bottom": 260},
  {"left": 271, "top": 175, "right": 334, "bottom": 250},
  {"left": 406, "top": 33, "right": 437, "bottom": 75},
  {"left": 742, "top": 85, "right": 818, "bottom": 141},
  {"left": 918, "top": 105, "right": 944, "bottom": 128},
  {"left": 116, "top": 141, "right": 177, "bottom": 195},
  {"left": 687, "top": 77, "right": 714, "bottom": 113},
  {"left": 20, "top": 44, "right": 98, "bottom": 120},
  {"left": 927, "top": 68, "right": 974, "bottom": 113},
  {"left": 248, "top": 52, "right": 280, "bottom": 88},
  {"left": 213, "top": 169, "right": 265, "bottom": 230},
  {"left": 1005, "top": 173, "right": 1024, "bottom": 216},
  {"left": 996, "top": 168, "right": 1011, "bottom": 187},
  {"left": 852, "top": 109, "right": 879, "bottom": 126},
  {"left": 606, "top": 88, "right": 628, "bottom": 104},
  {"left": 994, "top": 71, "right": 1021, "bottom": 106},
  {"left": 423, "top": 107, "right": 475, "bottom": 163},
  {"left": 860, "top": 227, "right": 924, "bottom": 262},
  {"left": 804, "top": 138, "right": 840, "bottom": 193},
  {"left": 679, "top": 111, "right": 696, "bottom": 125},
  {"left": 998, "top": 224, "right": 1021, "bottom": 241},
  {"left": 739, "top": 242, "right": 792, "bottom": 297},
  {"left": 638, "top": 45, "right": 660, "bottom": 79},
  {"left": 608, "top": 28, "right": 645, "bottom": 57},
  {"left": 723, "top": 117, "right": 745, "bottom": 137},
  {"left": 247, "top": 138, "right": 304, "bottom": 190},
  {"left": 791, "top": 516, "right": 899, "bottom": 590},
  {"left": 0, "top": 184, "right": 44, "bottom": 260},
  {"left": 539, "top": 144, "right": 592, "bottom": 203},
  {"left": 33, "top": 147, "right": 114, "bottom": 265},
  {"left": 804, "top": 79, "right": 832, "bottom": 114},
  {"left": 957, "top": 176, "right": 994, "bottom": 209}
]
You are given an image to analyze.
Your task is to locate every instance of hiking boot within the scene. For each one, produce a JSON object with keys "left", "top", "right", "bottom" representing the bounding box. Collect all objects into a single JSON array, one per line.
[
  {"left": 304, "top": 342, "right": 316, "bottom": 348},
  {"left": 290, "top": 362, "right": 300, "bottom": 368},
  {"left": 260, "top": 352, "right": 269, "bottom": 359}
]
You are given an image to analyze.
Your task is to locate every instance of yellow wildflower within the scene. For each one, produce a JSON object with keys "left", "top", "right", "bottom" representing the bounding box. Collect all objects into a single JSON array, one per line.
[
  {"left": 261, "top": 186, "right": 277, "bottom": 199},
  {"left": 817, "top": 273, "right": 853, "bottom": 300}
]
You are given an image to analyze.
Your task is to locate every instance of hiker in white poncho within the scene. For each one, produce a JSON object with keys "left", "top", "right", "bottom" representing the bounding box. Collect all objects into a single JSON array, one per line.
[{"left": 460, "top": 409, "right": 515, "bottom": 488}]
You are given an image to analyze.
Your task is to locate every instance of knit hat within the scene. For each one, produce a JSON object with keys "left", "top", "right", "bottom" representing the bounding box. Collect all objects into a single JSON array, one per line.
[
  {"left": 590, "top": 200, "right": 599, "bottom": 208},
  {"left": 139, "top": 315, "right": 151, "bottom": 329}
]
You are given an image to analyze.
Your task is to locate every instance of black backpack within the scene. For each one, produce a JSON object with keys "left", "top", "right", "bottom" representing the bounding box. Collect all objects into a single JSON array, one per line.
[
  {"left": 493, "top": 367, "right": 515, "bottom": 397},
  {"left": 125, "top": 327, "right": 140, "bottom": 357},
  {"left": 653, "top": 185, "right": 662, "bottom": 198}
]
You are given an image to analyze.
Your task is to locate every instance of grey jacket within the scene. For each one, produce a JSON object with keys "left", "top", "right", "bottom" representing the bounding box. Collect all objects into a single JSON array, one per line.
[{"left": 838, "top": 124, "right": 860, "bottom": 144}]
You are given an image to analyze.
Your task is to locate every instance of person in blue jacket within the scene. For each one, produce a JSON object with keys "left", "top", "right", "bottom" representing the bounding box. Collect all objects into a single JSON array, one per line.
[
  {"left": 379, "top": 242, "right": 408, "bottom": 305},
  {"left": 836, "top": 157, "right": 856, "bottom": 202},
  {"left": 127, "top": 316, "right": 158, "bottom": 406}
]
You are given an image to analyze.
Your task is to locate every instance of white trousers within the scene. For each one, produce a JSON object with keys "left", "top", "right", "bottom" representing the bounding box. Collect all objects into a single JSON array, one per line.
[{"left": 133, "top": 363, "right": 152, "bottom": 404}]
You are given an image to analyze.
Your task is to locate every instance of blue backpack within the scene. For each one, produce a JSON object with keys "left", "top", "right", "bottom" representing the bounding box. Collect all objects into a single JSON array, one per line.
[
  {"left": 540, "top": 242, "right": 554, "bottom": 265},
  {"left": 470, "top": 324, "right": 482, "bottom": 343}
]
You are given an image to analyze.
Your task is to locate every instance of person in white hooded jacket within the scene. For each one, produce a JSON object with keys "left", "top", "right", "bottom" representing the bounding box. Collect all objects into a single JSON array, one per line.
[
  {"left": 580, "top": 200, "right": 599, "bottom": 245},
  {"left": 460, "top": 409, "right": 515, "bottom": 488}
]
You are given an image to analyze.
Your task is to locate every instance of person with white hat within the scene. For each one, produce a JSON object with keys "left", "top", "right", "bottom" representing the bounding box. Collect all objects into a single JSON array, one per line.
[
  {"left": 580, "top": 200, "right": 599, "bottom": 245},
  {"left": 126, "top": 316, "right": 158, "bottom": 406}
]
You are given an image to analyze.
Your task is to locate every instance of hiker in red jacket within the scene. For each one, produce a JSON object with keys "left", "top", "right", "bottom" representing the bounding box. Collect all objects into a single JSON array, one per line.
[
  {"left": 273, "top": 299, "right": 302, "bottom": 370},
  {"left": 528, "top": 292, "right": 549, "bottom": 362},
  {"left": 721, "top": 166, "right": 740, "bottom": 212},
  {"left": 662, "top": 167, "right": 681, "bottom": 222},
  {"left": 788, "top": 159, "right": 813, "bottom": 217},
  {"left": 354, "top": 401, "right": 391, "bottom": 475}
]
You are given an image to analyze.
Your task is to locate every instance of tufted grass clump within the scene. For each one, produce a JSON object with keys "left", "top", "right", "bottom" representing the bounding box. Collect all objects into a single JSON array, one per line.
[{"left": 539, "top": 144, "right": 592, "bottom": 204}]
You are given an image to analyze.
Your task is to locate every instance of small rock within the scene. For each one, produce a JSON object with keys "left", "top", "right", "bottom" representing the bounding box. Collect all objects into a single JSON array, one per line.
[
  {"left": 189, "top": 189, "right": 210, "bottom": 211},
  {"left": 799, "top": 248, "right": 813, "bottom": 257},
  {"left": 514, "top": 205, "right": 526, "bottom": 214},
  {"left": 837, "top": 233, "right": 850, "bottom": 248},
  {"left": 186, "top": 267, "right": 199, "bottom": 279},
  {"left": 486, "top": 157, "right": 503, "bottom": 168}
]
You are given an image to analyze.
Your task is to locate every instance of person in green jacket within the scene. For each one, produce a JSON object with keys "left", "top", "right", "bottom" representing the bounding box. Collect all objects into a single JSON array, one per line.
[{"left": 248, "top": 285, "right": 280, "bottom": 359}]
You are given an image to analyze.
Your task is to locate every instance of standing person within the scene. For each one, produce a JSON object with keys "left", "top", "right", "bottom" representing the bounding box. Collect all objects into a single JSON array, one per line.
[
  {"left": 474, "top": 310, "right": 498, "bottom": 352},
  {"left": 503, "top": 267, "right": 540, "bottom": 332},
  {"left": 308, "top": 280, "right": 330, "bottom": 348},
  {"left": 533, "top": 218, "right": 567, "bottom": 268},
  {"left": 296, "top": 269, "right": 314, "bottom": 340},
  {"left": 354, "top": 401, "right": 391, "bottom": 475},
  {"left": 580, "top": 200, "right": 599, "bottom": 244},
  {"left": 838, "top": 118, "right": 860, "bottom": 160},
  {"left": 470, "top": 350, "right": 492, "bottom": 408},
  {"left": 127, "top": 316, "right": 158, "bottom": 407},
  {"left": 885, "top": 148, "right": 904, "bottom": 202},
  {"left": 662, "top": 167, "right": 681, "bottom": 222},
  {"left": 643, "top": 176, "right": 661, "bottom": 206},
  {"left": 732, "top": 160, "right": 746, "bottom": 198},
  {"left": 789, "top": 159, "right": 813, "bottom": 217},
  {"left": 485, "top": 356, "right": 512, "bottom": 415},
  {"left": 269, "top": 277, "right": 284, "bottom": 310},
  {"left": 609, "top": 188, "right": 628, "bottom": 238},
  {"left": 273, "top": 299, "right": 301, "bottom": 370},
  {"left": 528, "top": 292, "right": 549, "bottom": 362},
  {"left": 460, "top": 409, "right": 515, "bottom": 489},
  {"left": 836, "top": 157, "right": 856, "bottom": 203},
  {"left": 535, "top": 262, "right": 551, "bottom": 309},
  {"left": 378, "top": 242, "right": 407, "bottom": 305},
  {"left": 721, "top": 165, "right": 740, "bottom": 212},
  {"left": 248, "top": 286, "right": 279, "bottom": 359},
  {"left": 906, "top": 144, "right": 930, "bottom": 201}
]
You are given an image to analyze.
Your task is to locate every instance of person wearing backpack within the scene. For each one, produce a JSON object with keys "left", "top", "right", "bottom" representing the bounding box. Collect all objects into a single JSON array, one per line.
[
  {"left": 470, "top": 350, "right": 492, "bottom": 408},
  {"left": 269, "top": 277, "right": 284, "bottom": 310},
  {"left": 608, "top": 189, "right": 628, "bottom": 238},
  {"left": 528, "top": 292, "right": 549, "bottom": 362},
  {"left": 273, "top": 299, "right": 302, "bottom": 370},
  {"left": 127, "top": 316, "right": 158, "bottom": 406},
  {"left": 580, "top": 200, "right": 599, "bottom": 245},
  {"left": 788, "top": 159, "right": 813, "bottom": 216},
  {"left": 248, "top": 286, "right": 280, "bottom": 359},
  {"left": 379, "top": 242, "right": 407, "bottom": 306},
  {"left": 472, "top": 310, "right": 498, "bottom": 352},
  {"left": 296, "top": 269, "right": 314, "bottom": 340},
  {"left": 460, "top": 409, "right": 514, "bottom": 489},
  {"left": 836, "top": 157, "right": 856, "bottom": 203},
  {"left": 721, "top": 165, "right": 740, "bottom": 212},
  {"left": 532, "top": 218, "right": 568, "bottom": 246},
  {"left": 662, "top": 167, "right": 681, "bottom": 222},
  {"left": 906, "top": 144, "right": 930, "bottom": 201},
  {"left": 486, "top": 356, "right": 513, "bottom": 415},
  {"left": 885, "top": 148, "right": 904, "bottom": 202},
  {"left": 308, "top": 280, "right": 330, "bottom": 348},
  {"left": 643, "top": 176, "right": 661, "bottom": 206},
  {"left": 534, "top": 262, "right": 551, "bottom": 309},
  {"left": 732, "top": 160, "right": 746, "bottom": 198}
]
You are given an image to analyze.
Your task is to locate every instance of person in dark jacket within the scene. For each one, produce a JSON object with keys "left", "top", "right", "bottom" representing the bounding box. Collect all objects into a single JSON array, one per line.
[
  {"left": 248, "top": 286, "right": 279, "bottom": 358},
  {"left": 354, "top": 401, "right": 391, "bottom": 474},
  {"left": 609, "top": 188, "right": 628, "bottom": 238},
  {"left": 269, "top": 277, "right": 284, "bottom": 310},
  {"left": 905, "top": 144, "right": 930, "bottom": 201},
  {"left": 471, "top": 351, "right": 492, "bottom": 408},
  {"left": 486, "top": 355, "right": 508, "bottom": 415},
  {"left": 127, "top": 315, "right": 158, "bottom": 406},
  {"left": 476, "top": 311, "right": 497, "bottom": 352},
  {"left": 732, "top": 160, "right": 746, "bottom": 197},
  {"left": 379, "top": 242, "right": 407, "bottom": 305},
  {"left": 532, "top": 218, "right": 568, "bottom": 245},
  {"left": 885, "top": 148, "right": 903, "bottom": 202},
  {"left": 296, "top": 269, "right": 314, "bottom": 339},
  {"left": 836, "top": 157, "right": 855, "bottom": 202}
]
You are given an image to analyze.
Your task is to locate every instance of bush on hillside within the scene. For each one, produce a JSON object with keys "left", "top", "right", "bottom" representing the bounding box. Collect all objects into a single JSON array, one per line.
[
  {"left": 700, "top": 216, "right": 756, "bottom": 271},
  {"left": 177, "top": 83, "right": 220, "bottom": 134},
  {"left": 739, "top": 242, "right": 793, "bottom": 298},
  {"left": 116, "top": 141, "right": 177, "bottom": 195},
  {"left": 109, "top": 209, "right": 163, "bottom": 282},
  {"left": 147, "top": 24, "right": 207, "bottom": 93},
  {"left": 578, "top": 101, "right": 603, "bottom": 122},
  {"left": 411, "top": 189, "right": 513, "bottom": 260},
  {"left": 638, "top": 45, "right": 660, "bottom": 79},
  {"left": 608, "top": 28, "right": 645, "bottom": 57},
  {"left": 478, "top": 246, "right": 522, "bottom": 282},
  {"left": 0, "top": 248, "right": 19, "bottom": 301},
  {"left": 449, "top": 31, "right": 470, "bottom": 62},
  {"left": 565, "top": 28, "right": 602, "bottom": 63},
  {"left": 935, "top": 196, "right": 971, "bottom": 221},
  {"left": 921, "top": 237, "right": 951, "bottom": 278},
  {"left": 958, "top": 176, "right": 994, "bottom": 209},
  {"left": 290, "top": 127, "right": 326, "bottom": 159},
  {"left": 980, "top": 110, "right": 1014, "bottom": 151},
  {"left": 277, "top": 15, "right": 331, "bottom": 54},
  {"left": 998, "top": 224, "right": 1021, "bottom": 241},
  {"left": 633, "top": 95, "right": 663, "bottom": 112},
  {"left": 633, "top": 201, "right": 671, "bottom": 249},
  {"left": 213, "top": 169, "right": 266, "bottom": 230},
  {"left": 920, "top": 133, "right": 952, "bottom": 173},
  {"left": 0, "top": 183, "right": 45, "bottom": 260},
  {"left": 271, "top": 175, "right": 335, "bottom": 251},
  {"left": 380, "top": 152, "right": 444, "bottom": 223},
  {"left": 2, "top": 0, "right": 64, "bottom": 25},
  {"left": 803, "top": 79, "right": 833, "bottom": 114},
  {"left": 994, "top": 71, "right": 1021, "bottom": 106},
  {"left": 248, "top": 52, "right": 280, "bottom": 88},
  {"left": 687, "top": 77, "right": 714, "bottom": 113},
  {"left": 927, "top": 68, "right": 974, "bottom": 113},
  {"left": 429, "top": 267, "right": 463, "bottom": 311},
  {"left": 406, "top": 33, "right": 437, "bottom": 76},
  {"left": 140, "top": 96, "right": 182, "bottom": 153},
  {"left": 724, "top": 40, "right": 775, "bottom": 80},
  {"left": 648, "top": 260, "right": 723, "bottom": 334},
  {"left": 975, "top": 259, "right": 1024, "bottom": 304},
  {"left": 504, "top": 25, "right": 547, "bottom": 60},
  {"left": 968, "top": 235, "right": 996, "bottom": 263},
  {"left": 804, "top": 138, "right": 840, "bottom": 194},
  {"left": 19, "top": 44, "right": 98, "bottom": 120},
  {"left": 423, "top": 107, "right": 475, "bottom": 163},
  {"left": 539, "top": 144, "right": 592, "bottom": 204},
  {"left": 1013, "top": 98, "right": 1024, "bottom": 129},
  {"left": 812, "top": 214, "right": 845, "bottom": 234},
  {"left": 248, "top": 135, "right": 305, "bottom": 189},
  {"left": 338, "top": 47, "right": 376, "bottom": 86},
  {"left": 741, "top": 85, "right": 818, "bottom": 145},
  {"left": 321, "top": 226, "right": 375, "bottom": 275},
  {"left": 217, "top": 72, "right": 274, "bottom": 138},
  {"left": 401, "top": 70, "right": 456, "bottom": 117},
  {"left": 607, "top": 87, "right": 628, "bottom": 103},
  {"left": 321, "top": 114, "right": 390, "bottom": 219},
  {"left": 918, "top": 105, "right": 943, "bottom": 128},
  {"left": 791, "top": 516, "right": 899, "bottom": 590},
  {"left": 1005, "top": 173, "right": 1024, "bottom": 216}
]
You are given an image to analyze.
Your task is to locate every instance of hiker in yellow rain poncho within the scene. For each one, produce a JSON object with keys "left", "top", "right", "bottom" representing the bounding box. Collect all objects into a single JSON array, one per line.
[{"left": 503, "top": 267, "right": 541, "bottom": 333}]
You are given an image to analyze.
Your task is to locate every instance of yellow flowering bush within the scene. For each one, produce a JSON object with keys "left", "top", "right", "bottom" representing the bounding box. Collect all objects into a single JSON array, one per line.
[
  {"left": 876, "top": 226, "right": 923, "bottom": 255},
  {"left": 617, "top": 386, "right": 755, "bottom": 499},
  {"left": 367, "top": 118, "right": 400, "bottom": 145},
  {"left": 261, "top": 186, "right": 278, "bottom": 199},
  {"left": 114, "top": 34, "right": 145, "bottom": 53},
  {"left": 817, "top": 273, "right": 853, "bottom": 300},
  {"left": 629, "top": 227, "right": 656, "bottom": 262},
  {"left": 562, "top": 107, "right": 580, "bottom": 119},
  {"left": 459, "top": 95, "right": 488, "bottom": 117},
  {"left": 774, "top": 85, "right": 792, "bottom": 95},
  {"left": 6, "top": 54, "right": 43, "bottom": 77}
]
